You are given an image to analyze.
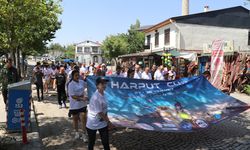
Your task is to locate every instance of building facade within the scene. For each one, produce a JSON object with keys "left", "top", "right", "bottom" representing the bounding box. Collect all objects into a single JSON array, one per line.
[
  {"left": 144, "top": 6, "right": 250, "bottom": 58},
  {"left": 75, "top": 40, "right": 103, "bottom": 65}
]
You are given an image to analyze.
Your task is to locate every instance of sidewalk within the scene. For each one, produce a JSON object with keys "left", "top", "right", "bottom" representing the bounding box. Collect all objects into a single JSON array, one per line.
[
  {"left": 230, "top": 92, "right": 250, "bottom": 104},
  {"left": 0, "top": 90, "right": 42, "bottom": 150}
]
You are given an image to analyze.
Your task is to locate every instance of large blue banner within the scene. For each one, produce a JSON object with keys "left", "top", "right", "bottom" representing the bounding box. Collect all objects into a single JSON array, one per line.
[{"left": 87, "top": 76, "right": 249, "bottom": 132}]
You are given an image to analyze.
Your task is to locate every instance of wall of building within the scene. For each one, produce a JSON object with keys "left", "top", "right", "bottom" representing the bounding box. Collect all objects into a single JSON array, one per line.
[
  {"left": 145, "top": 24, "right": 177, "bottom": 52},
  {"left": 75, "top": 41, "right": 102, "bottom": 64},
  {"left": 176, "top": 23, "right": 250, "bottom": 51}
]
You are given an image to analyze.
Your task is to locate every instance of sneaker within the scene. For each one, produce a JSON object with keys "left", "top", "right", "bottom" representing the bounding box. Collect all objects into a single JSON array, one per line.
[
  {"left": 74, "top": 132, "right": 80, "bottom": 139},
  {"left": 63, "top": 103, "right": 67, "bottom": 108},
  {"left": 59, "top": 105, "right": 62, "bottom": 109},
  {"left": 81, "top": 133, "right": 88, "bottom": 143}
]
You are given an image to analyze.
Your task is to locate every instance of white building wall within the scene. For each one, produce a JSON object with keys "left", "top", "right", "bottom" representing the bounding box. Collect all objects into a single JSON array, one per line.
[
  {"left": 176, "top": 23, "right": 250, "bottom": 51},
  {"left": 75, "top": 41, "right": 103, "bottom": 64},
  {"left": 145, "top": 24, "right": 177, "bottom": 52}
]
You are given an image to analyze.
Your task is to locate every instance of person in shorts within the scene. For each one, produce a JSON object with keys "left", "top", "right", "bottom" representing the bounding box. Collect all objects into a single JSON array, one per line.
[{"left": 68, "top": 70, "right": 88, "bottom": 142}]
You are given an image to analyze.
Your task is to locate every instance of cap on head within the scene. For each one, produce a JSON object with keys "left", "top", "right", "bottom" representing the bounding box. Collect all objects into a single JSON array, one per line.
[
  {"left": 101, "top": 63, "right": 106, "bottom": 67},
  {"left": 96, "top": 77, "right": 109, "bottom": 86}
]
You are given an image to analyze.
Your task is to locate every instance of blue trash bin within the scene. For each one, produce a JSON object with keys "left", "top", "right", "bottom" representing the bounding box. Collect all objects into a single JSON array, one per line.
[{"left": 7, "top": 80, "right": 31, "bottom": 131}]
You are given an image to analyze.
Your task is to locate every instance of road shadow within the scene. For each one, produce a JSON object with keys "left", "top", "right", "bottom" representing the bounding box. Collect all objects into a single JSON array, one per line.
[
  {"left": 32, "top": 90, "right": 64, "bottom": 105},
  {"left": 109, "top": 115, "right": 250, "bottom": 150},
  {"left": 36, "top": 114, "right": 250, "bottom": 150},
  {"left": 38, "top": 117, "right": 113, "bottom": 150}
]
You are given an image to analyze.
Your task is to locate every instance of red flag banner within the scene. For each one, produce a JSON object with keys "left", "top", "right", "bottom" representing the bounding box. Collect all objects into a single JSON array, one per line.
[{"left": 211, "top": 40, "right": 224, "bottom": 88}]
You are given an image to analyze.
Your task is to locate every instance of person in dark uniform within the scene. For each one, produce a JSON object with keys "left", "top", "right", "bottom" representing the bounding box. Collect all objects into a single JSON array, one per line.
[
  {"left": 56, "top": 66, "right": 67, "bottom": 108},
  {"left": 0, "top": 58, "right": 19, "bottom": 105}
]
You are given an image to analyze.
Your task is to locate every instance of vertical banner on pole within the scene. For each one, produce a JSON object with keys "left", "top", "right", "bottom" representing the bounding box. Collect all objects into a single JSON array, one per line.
[{"left": 211, "top": 40, "right": 224, "bottom": 89}]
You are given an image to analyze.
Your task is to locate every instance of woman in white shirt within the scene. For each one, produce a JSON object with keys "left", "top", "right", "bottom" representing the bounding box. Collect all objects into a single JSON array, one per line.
[
  {"left": 86, "top": 77, "right": 115, "bottom": 150},
  {"left": 154, "top": 65, "right": 165, "bottom": 80},
  {"left": 141, "top": 67, "right": 152, "bottom": 80},
  {"left": 43, "top": 65, "right": 52, "bottom": 93},
  {"left": 168, "top": 66, "right": 176, "bottom": 80},
  {"left": 68, "top": 70, "right": 88, "bottom": 142}
]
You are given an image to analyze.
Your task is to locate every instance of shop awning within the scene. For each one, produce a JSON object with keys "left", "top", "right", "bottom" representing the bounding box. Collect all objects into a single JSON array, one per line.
[
  {"left": 155, "top": 50, "right": 197, "bottom": 61},
  {"left": 201, "top": 52, "right": 236, "bottom": 57},
  {"left": 155, "top": 49, "right": 181, "bottom": 57},
  {"left": 118, "top": 51, "right": 154, "bottom": 58}
]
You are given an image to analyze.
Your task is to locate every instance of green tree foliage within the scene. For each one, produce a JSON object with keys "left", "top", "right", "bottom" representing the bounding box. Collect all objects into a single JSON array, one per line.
[
  {"left": 64, "top": 44, "right": 75, "bottom": 59},
  {"left": 127, "top": 19, "right": 145, "bottom": 53},
  {"left": 48, "top": 43, "right": 65, "bottom": 51},
  {"left": 101, "top": 19, "right": 145, "bottom": 59},
  {"left": 101, "top": 34, "right": 128, "bottom": 60},
  {"left": 0, "top": 0, "right": 62, "bottom": 58}
]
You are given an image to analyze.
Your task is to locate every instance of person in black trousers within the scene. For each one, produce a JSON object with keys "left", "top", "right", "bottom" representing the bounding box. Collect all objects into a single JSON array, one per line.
[
  {"left": 33, "top": 64, "right": 44, "bottom": 101},
  {"left": 56, "top": 66, "right": 67, "bottom": 108},
  {"left": 86, "top": 77, "right": 115, "bottom": 150}
]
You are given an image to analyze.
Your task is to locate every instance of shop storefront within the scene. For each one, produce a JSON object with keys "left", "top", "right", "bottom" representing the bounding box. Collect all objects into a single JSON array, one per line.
[{"left": 118, "top": 51, "right": 161, "bottom": 68}]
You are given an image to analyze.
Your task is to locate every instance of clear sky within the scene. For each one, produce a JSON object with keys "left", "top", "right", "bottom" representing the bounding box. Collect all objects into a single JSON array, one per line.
[{"left": 52, "top": 0, "right": 249, "bottom": 45}]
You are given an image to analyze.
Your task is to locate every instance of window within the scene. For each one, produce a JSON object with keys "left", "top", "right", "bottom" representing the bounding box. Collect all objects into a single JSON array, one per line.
[
  {"left": 92, "top": 47, "right": 98, "bottom": 53},
  {"left": 93, "top": 56, "right": 98, "bottom": 63},
  {"left": 155, "top": 32, "right": 159, "bottom": 47},
  {"left": 84, "top": 47, "right": 90, "bottom": 53},
  {"left": 77, "top": 47, "right": 82, "bottom": 53},
  {"left": 146, "top": 35, "right": 151, "bottom": 46},
  {"left": 248, "top": 32, "right": 250, "bottom": 45},
  {"left": 164, "top": 29, "right": 170, "bottom": 45}
]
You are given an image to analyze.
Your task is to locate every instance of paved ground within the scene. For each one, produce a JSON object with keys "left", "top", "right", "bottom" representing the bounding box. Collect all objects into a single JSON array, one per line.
[{"left": 30, "top": 87, "right": 250, "bottom": 150}]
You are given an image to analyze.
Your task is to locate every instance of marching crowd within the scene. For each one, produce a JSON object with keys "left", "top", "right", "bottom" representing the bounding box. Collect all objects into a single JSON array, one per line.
[
  {"left": 32, "top": 61, "right": 180, "bottom": 107},
  {"left": 1, "top": 58, "right": 248, "bottom": 150},
  {"left": 31, "top": 61, "right": 180, "bottom": 149}
]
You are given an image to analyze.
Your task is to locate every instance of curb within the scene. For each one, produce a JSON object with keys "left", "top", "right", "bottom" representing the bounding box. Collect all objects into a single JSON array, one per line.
[{"left": 22, "top": 97, "right": 43, "bottom": 150}]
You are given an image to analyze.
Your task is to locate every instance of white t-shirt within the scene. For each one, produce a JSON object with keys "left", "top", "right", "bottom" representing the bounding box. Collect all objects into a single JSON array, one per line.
[
  {"left": 133, "top": 71, "right": 142, "bottom": 79},
  {"left": 67, "top": 70, "right": 73, "bottom": 80},
  {"left": 66, "top": 67, "right": 71, "bottom": 75},
  {"left": 154, "top": 70, "right": 164, "bottom": 80},
  {"left": 122, "top": 72, "right": 128, "bottom": 78},
  {"left": 88, "top": 66, "right": 94, "bottom": 75},
  {"left": 112, "top": 72, "right": 124, "bottom": 77},
  {"left": 43, "top": 68, "right": 52, "bottom": 80},
  {"left": 86, "top": 90, "right": 108, "bottom": 130},
  {"left": 68, "top": 80, "right": 87, "bottom": 110},
  {"left": 141, "top": 72, "right": 152, "bottom": 80},
  {"left": 80, "top": 66, "right": 87, "bottom": 74}
]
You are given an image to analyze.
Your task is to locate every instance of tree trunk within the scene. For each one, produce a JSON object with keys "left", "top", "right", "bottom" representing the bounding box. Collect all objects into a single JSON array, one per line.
[
  {"left": 11, "top": 50, "right": 16, "bottom": 66},
  {"left": 16, "top": 48, "right": 21, "bottom": 79},
  {"left": 21, "top": 52, "right": 26, "bottom": 78}
]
